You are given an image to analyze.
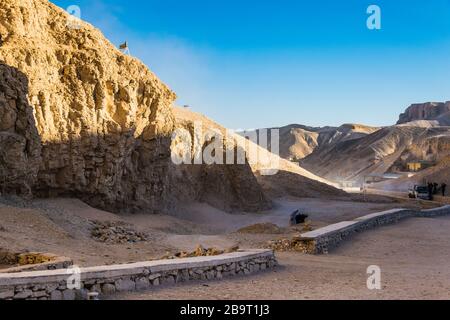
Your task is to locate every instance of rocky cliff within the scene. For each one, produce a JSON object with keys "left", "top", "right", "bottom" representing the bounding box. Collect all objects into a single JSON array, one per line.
[
  {"left": 170, "top": 107, "right": 272, "bottom": 212},
  {"left": 0, "top": 62, "right": 41, "bottom": 195},
  {"left": 0, "top": 0, "right": 178, "bottom": 212},
  {"left": 174, "top": 108, "right": 347, "bottom": 203},
  {"left": 0, "top": 0, "right": 273, "bottom": 213},
  {"left": 397, "top": 102, "right": 450, "bottom": 125}
]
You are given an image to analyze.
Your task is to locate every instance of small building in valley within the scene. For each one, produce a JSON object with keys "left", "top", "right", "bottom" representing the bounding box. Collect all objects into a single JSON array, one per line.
[{"left": 406, "top": 160, "right": 434, "bottom": 172}]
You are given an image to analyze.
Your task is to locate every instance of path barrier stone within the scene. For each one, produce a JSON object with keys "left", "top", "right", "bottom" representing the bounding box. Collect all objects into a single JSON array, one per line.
[
  {"left": 0, "top": 249, "right": 276, "bottom": 300},
  {"left": 297, "top": 205, "right": 450, "bottom": 254}
]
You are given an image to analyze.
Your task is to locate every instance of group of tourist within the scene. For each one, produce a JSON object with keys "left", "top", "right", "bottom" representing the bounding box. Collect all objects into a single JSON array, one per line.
[{"left": 427, "top": 182, "right": 447, "bottom": 198}]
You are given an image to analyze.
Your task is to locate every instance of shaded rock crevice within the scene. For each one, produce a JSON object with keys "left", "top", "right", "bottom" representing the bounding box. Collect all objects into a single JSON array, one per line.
[{"left": 0, "top": 62, "right": 41, "bottom": 195}]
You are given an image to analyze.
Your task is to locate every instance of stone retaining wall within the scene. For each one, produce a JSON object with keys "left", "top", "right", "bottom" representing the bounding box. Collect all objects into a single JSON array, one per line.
[
  {"left": 298, "top": 205, "right": 450, "bottom": 254},
  {"left": 0, "top": 249, "right": 276, "bottom": 300}
]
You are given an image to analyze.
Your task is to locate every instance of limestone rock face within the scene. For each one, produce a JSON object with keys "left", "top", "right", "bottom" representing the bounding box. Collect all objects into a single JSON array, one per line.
[
  {"left": 171, "top": 107, "right": 272, "bottom": 213},
  {"left": 0, "top": 62, "right": 41, "bottom": 195},
  {"left": 0, "top": 0, "right": 275, "bottom": 213},
  {"left": 0, "top": 0, "right": 176, "bottom": 212},
  {"left": 397, "top": 102, "right": 450, "bottom": 125}
]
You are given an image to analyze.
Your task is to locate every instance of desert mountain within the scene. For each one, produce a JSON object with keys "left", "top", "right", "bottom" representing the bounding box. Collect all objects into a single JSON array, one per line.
[
  {"left": 0, "top": 0, "right": 271, "bottom": 213},
  {"left": 300, "top": 103, "right": 450, "bottom": 184},
  {"left": 0, "top": 0, "right": 179, "bottom": 213},
  {"left": 245, "top": 123, "right": 379, "bottom": 161},
  {"left": 169, "top": 107, "right": 272, "bottom": 213},
  {"left": 0, "top": 0, "right": 346, "bottom": 214},
  {"left": 264, "top": 103, "right": 450, "bottom": 185},
  {"left": 174, "top": 107, "right": 347, "bottom": 200},
  {"left": 301, "top": 125, "right": 450, "bottom": 183},
  {"left": 397, "top": 102, "right": 450, "bottom": 127}
]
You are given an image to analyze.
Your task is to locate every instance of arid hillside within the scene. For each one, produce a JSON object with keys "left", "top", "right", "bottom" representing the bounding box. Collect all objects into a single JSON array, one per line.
[
  {"left": 248, "top": 123, "right": 379, "bottom": 161},
  {"left": 0, "top": 0, "right": 348, "bottom": 215},
  {"left": 169, "top": 107, "right": 272, "bottom": 213},
  {"left": 0, "top": 0, "right": 271, "bottom": 214},
  {"left": 174, "top": 108, "right": 347, "bottom": 200},
  {"left": 397, "top": 102, "right": 450, "bottom": 126},
  {"left": 254, "top": 102, "right": 450, "bottom": 186},
  {"left": 301, "top": 125, "right": 450, "bottom": 184},
  {"left": 0, "top": 0, "right": 178, "bottom": 213}
]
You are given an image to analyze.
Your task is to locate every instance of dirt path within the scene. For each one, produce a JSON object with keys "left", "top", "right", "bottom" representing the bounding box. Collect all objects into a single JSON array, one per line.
[
  {"left": 163, "top": 196, "right": 433, "bottom": 234},
  {"left": 113, "top": 216, "right": 450, "bottom": 300},
  {"left": 366, "top": 188, "right": 450, "bottom": 205},
  {"left": 0, "top": 195, "right": 440, "bottom": 269}
]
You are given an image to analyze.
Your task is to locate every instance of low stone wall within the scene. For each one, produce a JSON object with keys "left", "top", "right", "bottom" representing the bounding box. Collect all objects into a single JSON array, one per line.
[
  {"left": 0, "top": 249, "right": 276, "bottom": 300},
  {"left": 416, "top": 205, "right": 450, "bottom": 217},
  {"left": 297, "top": 205, "right": 450, "bottom": 254}
]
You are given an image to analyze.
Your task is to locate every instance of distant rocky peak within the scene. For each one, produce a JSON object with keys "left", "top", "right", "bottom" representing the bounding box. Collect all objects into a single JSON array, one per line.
[{"left": 397, "top": 102, "right": 450, "bottom": 125}]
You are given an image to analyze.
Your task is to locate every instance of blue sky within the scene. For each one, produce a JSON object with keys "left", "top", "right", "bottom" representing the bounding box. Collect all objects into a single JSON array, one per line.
[{"left": 51, "top": 0, "right": 450, "bottom": 129}]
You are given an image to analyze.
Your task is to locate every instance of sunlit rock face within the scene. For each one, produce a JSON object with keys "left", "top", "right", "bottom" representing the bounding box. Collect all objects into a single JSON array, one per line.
[
  {"left": 0, "top": 0, "right": 175, "bottom": 212},
  {"left": 397, "top": 102, "right": 450, "bottom": 125},
  {"left": 0, "top": 0, "right": 274, "bottom": 213}
]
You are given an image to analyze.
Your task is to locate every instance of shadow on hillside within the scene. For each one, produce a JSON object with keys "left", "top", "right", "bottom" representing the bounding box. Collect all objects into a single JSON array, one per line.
[
  {"left": 0, "top": 61, "right": 42, "bottom": 196},
  {"left": 0, "top": 61, "right": 272, "bottom": 215},
  {"left": 256, "top": 170, "right": 348, "bottom": 200}
]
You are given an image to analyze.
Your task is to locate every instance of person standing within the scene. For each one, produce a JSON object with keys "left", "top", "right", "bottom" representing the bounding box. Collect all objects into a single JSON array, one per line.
[
  {"left": 428, "top": 183, "right": 434, "bottom": 200},
  {"left": 442, "top": 183, "right": 447, "bottom": 197}
]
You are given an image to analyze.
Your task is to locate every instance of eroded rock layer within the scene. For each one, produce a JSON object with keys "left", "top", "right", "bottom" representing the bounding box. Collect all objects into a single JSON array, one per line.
[
  {"left": 0, "top": 62, "right": 41, "bottom": 195},
  {"left": 0, "top": 0, "right": 277, "bottom": 213},
  {"left": 397, "top": 102, "right": 450, "bottom": 125},
  {"left": 0, "top": 0, "right": 178, "bottom": 212}
]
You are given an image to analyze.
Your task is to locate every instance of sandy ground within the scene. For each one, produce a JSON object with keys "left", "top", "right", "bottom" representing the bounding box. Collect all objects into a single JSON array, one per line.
[
  {"left": 164, "top": 195, "right": 434, "bottom": 233},
  {"left": 1, "top": 194, "right": 449, "bottom": 299},
  {"left": 113, "top": 216, "right": 450, "bottom": 300},
  {"left": 0, "top": 195, "right": 432, "bottom": 267}
]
